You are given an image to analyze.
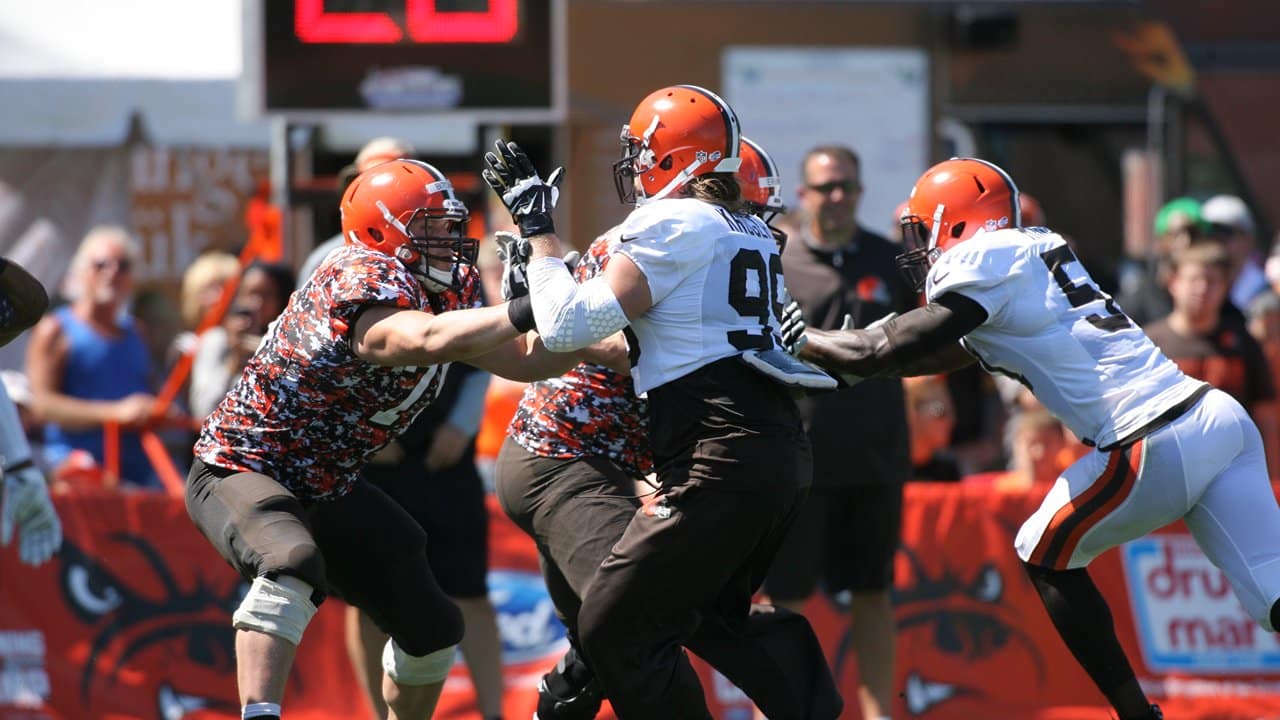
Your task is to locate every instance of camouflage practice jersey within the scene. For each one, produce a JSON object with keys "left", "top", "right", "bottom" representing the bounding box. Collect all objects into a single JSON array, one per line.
[
  {"left": 508, "top": 232, "right": 653, "bottom": 478},
  {"left": 195, "top": 244, "right": 481, "bottom": 500}
]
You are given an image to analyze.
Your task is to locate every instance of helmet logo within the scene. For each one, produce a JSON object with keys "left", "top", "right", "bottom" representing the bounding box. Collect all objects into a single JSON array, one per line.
[
  {"left": 696, "top": 150, "right": 708, "bottom": 164},
  {"left": 983, "top": 216, "right": 1010, "bottom": 231}
]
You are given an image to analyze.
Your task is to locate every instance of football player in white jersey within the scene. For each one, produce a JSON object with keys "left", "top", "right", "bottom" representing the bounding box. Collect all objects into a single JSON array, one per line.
[
  {"left": 781, "top": 157, "right": 1280, "bottom": 720},
  {"left": 483, "top": 86, "right": 840, "bottom": 719}
]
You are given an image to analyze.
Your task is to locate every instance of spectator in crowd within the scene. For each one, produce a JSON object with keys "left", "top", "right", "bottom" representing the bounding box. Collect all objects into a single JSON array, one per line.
[
  {"left": 189, "top": 261, "right": 294, "bottom": 419},
  {"left": 1116, "top": 196, "right": 1207, "bottom": 326},
  {"left": 26, "top": 226, "right": 170, "bottom": 489},
  {"left": 296, "top": 136, "right": 417, "bottom": 285},
  {"left": 1144, "top": 242, "right": 1278, "bottom": 476},
  {"left": 346, "top": 361, "right": 503, "bottom": 720},
  {"left": 1246, "top": 290, "right": 1280, "bottom": 366},
  {"left": 903, "top": 374, "right": 962, "bottom": 482},
  {"left": 1144, "top": 242, "right": 1275, "bottom": 417},
  {"left": 173, "top": 251, "right": 241, "bottom": 357},
  {"left": 999, "top": 409, "right": 1070, "bottom": 491},
  {"left": 1246, "top": 291, "right": 1280, "bottom": 478},
  {"left": 768, "top": 144, "right": 912, "bottom": 720},
  {"left": 1203, "top": 194, "right": 1267, "bottom": 312}
]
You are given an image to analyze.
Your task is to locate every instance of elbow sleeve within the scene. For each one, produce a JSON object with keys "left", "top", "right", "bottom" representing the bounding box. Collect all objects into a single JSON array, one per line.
[{"left": 527, "top": 257, "right": 629, "bottom": 352}]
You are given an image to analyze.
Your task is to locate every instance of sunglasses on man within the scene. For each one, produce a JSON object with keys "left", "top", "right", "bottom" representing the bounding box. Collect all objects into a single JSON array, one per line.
[
  {"left": 806, "top": 180, "right": 860, "bottom": 197},
  {"left": 91, "top": 257, "right": 132, "bottom": 273}
]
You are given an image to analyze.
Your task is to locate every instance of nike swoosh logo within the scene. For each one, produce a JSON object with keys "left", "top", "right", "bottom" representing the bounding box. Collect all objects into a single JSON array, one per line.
[
  {"left": 619, "top": 235, "right": 639, "bottom": 243},
  {"left": 930, "top": 269, "right": 951, "bottom": 284}
]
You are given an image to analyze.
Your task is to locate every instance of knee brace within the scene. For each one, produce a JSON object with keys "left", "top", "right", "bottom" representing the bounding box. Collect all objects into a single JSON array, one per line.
[
  {"left": 381, "top": 638, "right": 456, "bottom": 686},
  {"left": 231, "top": 575, "right": 318, "bottom": 646},
  {"left": 536, "top": 646, "right": 604, "bottom": 720}
]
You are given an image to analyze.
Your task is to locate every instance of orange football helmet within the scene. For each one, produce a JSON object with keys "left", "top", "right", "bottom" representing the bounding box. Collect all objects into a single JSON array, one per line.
[
  {"left": 896, "top": 157, "right": 1021, "bottom": 290},
  {"left": 1019, "top": 192, "right": 1045, "bottom": 227},
  {"left": 738, "top": 136, "right": 785, "bottom": 222},
  {"left": 613, "top": 84, "right": 742, "bottom": 205},
  {"left": 340, "top": 159, "right": 476, "bottom": 293}
]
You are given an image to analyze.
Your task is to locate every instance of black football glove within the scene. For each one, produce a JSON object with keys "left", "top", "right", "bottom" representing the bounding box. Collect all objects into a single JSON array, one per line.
[
  {"left": 494, "top": 231, "right": 532, "bottom": 301},
  {"left": 482, "top": 140, "right": 564, "bottom": 238}
]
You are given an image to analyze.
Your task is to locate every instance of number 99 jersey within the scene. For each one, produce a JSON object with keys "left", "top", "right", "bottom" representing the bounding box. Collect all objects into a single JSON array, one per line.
[
  {"left": 926, "top": 227, "right": 1205, "bottom": 450},
  {"left": 194, "top": 244, "right": 481, "bottom": 501},
  {"left": 612, "top": 197, "right": 786, "bottom": 395}
]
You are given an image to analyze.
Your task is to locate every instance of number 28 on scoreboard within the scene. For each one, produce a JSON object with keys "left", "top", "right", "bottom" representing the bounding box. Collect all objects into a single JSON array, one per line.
[{"left": 294, "top": 0, "right": 519, "bottom": 45}]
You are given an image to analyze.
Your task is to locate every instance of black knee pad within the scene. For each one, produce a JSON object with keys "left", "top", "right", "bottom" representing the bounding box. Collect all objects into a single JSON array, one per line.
[
  {"left": 747, "top": 607, "right": 843, "bottom": 720},
  {"left": 537, "top": 646, "right": 604, "bottom": 720}
]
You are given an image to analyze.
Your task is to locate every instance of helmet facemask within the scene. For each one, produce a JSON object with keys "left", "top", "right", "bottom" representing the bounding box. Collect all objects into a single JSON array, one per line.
[
  {"left": 382, "top": 201, "right": 476, "bottom": 294},
  {"left": 895, "top": 213, "right": 940, "bottom": 292},
  {"left": 613, "top": 122, "right": 658, "bottom": 206}
]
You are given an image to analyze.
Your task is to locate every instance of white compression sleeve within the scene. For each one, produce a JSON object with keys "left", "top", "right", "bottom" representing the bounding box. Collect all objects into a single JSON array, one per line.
[{"left": 527, "top": 256, "right": 629, "bottom": 352}]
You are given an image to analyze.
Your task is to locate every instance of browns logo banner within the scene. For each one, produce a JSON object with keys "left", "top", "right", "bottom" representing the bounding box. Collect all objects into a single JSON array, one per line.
[{"left": 2, "top": 487, "right": 1278, "bottom": 719}]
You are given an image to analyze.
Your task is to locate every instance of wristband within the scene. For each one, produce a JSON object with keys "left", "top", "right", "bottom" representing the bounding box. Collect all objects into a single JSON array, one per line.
[
  {"left": 518, "top": 213, "right": 556, "bottom": 239},
  {"left": 507, "top": 295, "right": 536, "bottom": 333}
]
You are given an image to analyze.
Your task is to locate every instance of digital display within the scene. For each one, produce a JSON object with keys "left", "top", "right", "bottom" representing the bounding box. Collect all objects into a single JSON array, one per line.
[
  {"left": 257, "top": 0, "right": 556, "bottom": 115},
  {"left": 293, "top": 0, "right": 519, "bottom": 44}
]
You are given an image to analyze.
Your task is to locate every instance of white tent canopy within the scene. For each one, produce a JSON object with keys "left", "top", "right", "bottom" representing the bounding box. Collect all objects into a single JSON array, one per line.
[
  {"left": 0, "top": 0, "right": 266, "bottom": 146},
  {"left": 0, "top": 0, "right": 475, "bottom": 152}
]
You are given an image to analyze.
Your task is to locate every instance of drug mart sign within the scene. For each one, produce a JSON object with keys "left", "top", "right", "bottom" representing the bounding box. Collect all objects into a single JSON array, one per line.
[{"left": 1122, "top": 535, "right": 1280, "bottom": 673}]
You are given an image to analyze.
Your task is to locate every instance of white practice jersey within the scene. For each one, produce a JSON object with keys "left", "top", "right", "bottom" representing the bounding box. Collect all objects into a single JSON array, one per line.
[
  {"left": 926, "top": 227, "right": 1205, "bottom": 449},
  {"left": 611, "top": 198, "right": 788, "bottom": 395}
]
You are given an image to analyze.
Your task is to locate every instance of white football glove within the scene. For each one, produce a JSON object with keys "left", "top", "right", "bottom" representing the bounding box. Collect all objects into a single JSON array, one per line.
[
  {"left": 778, "top": 293, "right": 808, "bottom": 355},
  {"left": 1, "top": 461, "right": 61, "bottom": 567}
]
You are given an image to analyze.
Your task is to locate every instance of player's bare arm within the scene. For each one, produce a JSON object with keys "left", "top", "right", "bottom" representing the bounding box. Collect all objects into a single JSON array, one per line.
[
  {"left": 0, "top": 259, "right": 49, "bottom": 347},
  {"left": 351, "top": 304, "right": 523, "bottom": 367},
  {"left": 25, "top": 316, "right": 156, "bottom": 429},
  {"left": 468, "top": 330, "right": 629, "bottom": 381},
  {"left": 799, "top": 292, "right": 986, "bottom": 378}
]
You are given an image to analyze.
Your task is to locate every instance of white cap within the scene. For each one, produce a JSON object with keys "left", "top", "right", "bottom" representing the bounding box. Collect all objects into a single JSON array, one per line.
[{"left": 1201, "top": 195, "right": 1254, "bottom": 234}]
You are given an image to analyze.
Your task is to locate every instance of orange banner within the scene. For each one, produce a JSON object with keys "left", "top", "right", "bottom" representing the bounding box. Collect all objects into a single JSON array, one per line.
[{"left": 1, "top": 486, "right": 1278, "bottom": 719}]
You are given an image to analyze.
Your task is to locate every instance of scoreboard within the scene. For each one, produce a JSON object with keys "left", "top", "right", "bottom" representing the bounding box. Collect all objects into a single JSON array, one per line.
[{"left": 242, "top": 0, "right": 564, "bottom": 122}]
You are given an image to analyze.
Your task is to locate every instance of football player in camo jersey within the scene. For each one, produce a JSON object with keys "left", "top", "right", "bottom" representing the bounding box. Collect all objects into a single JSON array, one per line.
[{"left": 187, "top": 159, "right": 620, "bottom": 720}]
